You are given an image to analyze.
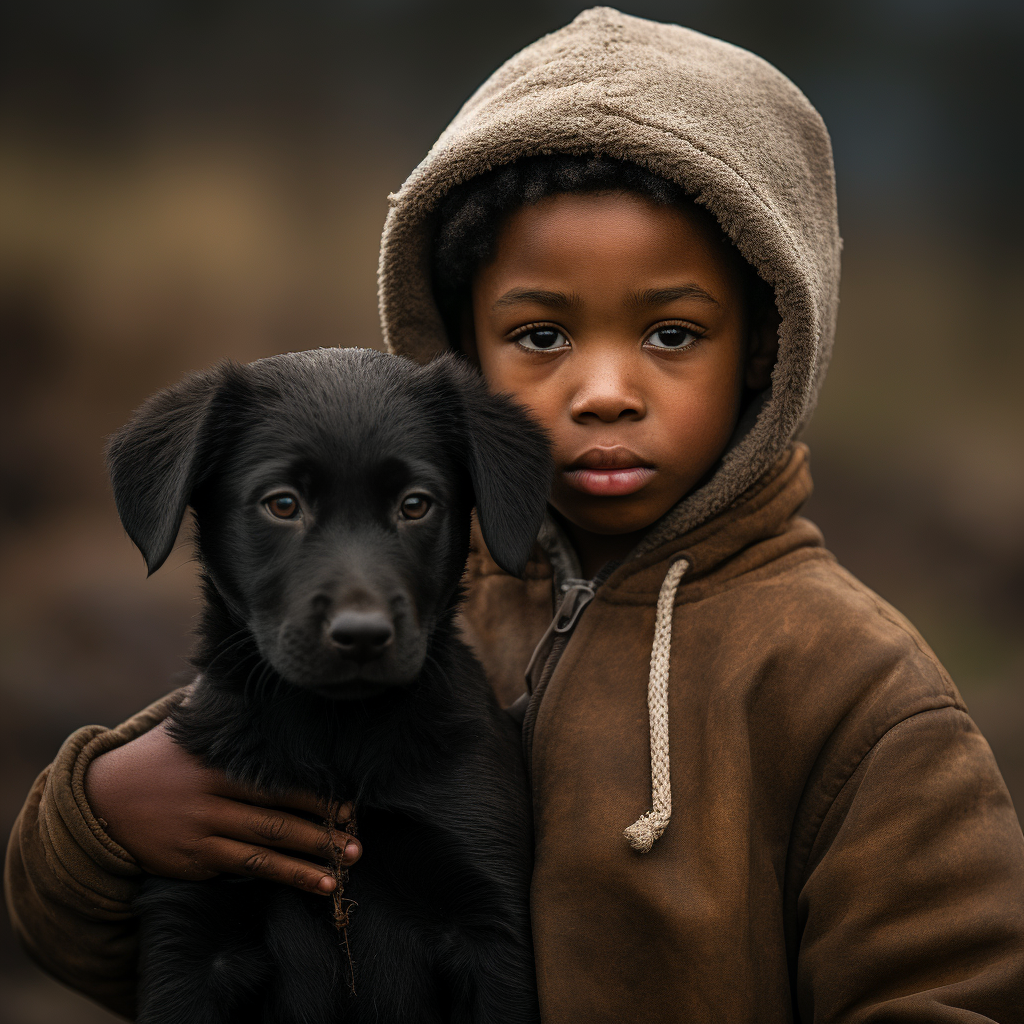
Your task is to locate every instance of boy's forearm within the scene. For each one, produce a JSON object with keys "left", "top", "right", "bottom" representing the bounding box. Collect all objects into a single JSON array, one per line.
[
  {"left": 797, "top": 706, "right": 1024, "bottom": 1022},
  {"left": 4, "top": 690, "right": 184, "bottom": 1019}
]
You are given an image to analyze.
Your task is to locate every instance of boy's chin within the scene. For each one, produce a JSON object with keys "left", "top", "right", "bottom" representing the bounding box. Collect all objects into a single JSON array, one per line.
[{"left": 549, "top": 489, "right": 687, "bottom": 540}]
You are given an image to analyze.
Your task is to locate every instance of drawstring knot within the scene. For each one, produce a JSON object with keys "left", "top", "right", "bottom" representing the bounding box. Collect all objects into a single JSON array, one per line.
[{"left": 623, "top": 556, "right": 689, "bottom": 853}]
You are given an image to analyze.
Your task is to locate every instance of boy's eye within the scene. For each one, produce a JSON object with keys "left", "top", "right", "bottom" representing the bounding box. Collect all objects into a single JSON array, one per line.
[
  {"left": 264, "top": 492, "right": 301, "bottom": 520},
  {"left": 514, "top": 327, "right": 569, "bottom": 352},
  {"left": 645, "top": 326, "right": 701, "bottom": 350}
]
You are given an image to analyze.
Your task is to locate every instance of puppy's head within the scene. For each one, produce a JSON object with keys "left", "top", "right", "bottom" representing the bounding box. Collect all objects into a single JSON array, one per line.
[{"left": 107, "top": 349, "right": 551, "bottom": 698}]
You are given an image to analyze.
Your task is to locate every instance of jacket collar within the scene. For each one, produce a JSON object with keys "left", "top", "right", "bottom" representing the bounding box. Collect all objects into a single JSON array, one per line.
[
  {"left": 605, "top": 443, "right": 816, "bottom": 598},
  {"left": 472, "top": 443, "right": 816, "bottom": 599}
]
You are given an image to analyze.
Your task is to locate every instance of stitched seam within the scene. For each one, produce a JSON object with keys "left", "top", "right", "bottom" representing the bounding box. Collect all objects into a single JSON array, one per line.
[
  {"left": 826, "top": 566, "right": 959, "bottom": 679},
  {"left": 795, "top": 703, "right": 965, "bottom": 892}
]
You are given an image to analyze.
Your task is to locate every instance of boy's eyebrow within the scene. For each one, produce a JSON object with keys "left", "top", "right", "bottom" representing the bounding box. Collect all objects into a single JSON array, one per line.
[
  {"left": 629, "top": 285, "right": 721, "bottom": 308},
  {"left": 492, "top": 288, "right": 581, "bottom": 310}
]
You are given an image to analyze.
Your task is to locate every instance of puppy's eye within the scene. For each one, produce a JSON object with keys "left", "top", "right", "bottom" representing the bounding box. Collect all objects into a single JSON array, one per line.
[
  {"left": 265, "top": 493, "right": 301, "bottom": 520},
  {"left": 400, "top": 494, "right": 431, "bottom": 520}
]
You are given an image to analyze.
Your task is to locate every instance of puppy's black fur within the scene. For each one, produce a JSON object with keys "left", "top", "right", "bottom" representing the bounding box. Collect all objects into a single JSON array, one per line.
[{"left": 107, "top": 348, "right": 550, "bottom": 1024}]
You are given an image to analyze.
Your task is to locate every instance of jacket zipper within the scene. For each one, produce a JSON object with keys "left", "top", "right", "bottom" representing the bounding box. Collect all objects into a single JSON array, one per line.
[{"left": 520, "top": 564, "right": 618, "bottom": 771}]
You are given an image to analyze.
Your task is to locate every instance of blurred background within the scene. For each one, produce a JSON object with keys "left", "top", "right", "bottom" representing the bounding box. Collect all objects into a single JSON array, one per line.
[{"left": 1, "top": 1, "right": 1022, "bottom": 1019}]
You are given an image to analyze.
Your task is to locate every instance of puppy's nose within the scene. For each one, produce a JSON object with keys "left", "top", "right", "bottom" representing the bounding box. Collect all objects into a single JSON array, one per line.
[{"left": 328, "top": 610, "right": 395, "bottom": 661}]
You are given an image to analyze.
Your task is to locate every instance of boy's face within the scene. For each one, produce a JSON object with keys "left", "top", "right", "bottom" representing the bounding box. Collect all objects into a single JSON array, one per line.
[{"left": 466, "top": 191, "right": 774, "bottom": 541}]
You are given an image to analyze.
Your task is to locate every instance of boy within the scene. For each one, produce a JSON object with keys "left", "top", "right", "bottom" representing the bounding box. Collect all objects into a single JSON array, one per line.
[{"left": 7, "top": 8, "right": 1024, "bottom": 1022}]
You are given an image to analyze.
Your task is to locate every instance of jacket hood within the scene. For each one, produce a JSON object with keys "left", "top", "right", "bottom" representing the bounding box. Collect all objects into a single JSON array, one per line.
[{"left": 378, "top": 6, "right": 840, "bottom": 549}]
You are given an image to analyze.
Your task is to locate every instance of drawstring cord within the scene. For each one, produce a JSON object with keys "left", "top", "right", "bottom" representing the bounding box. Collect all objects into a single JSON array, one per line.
[{"left": 623, "top": 556, "right": 690, "bottom": 853}]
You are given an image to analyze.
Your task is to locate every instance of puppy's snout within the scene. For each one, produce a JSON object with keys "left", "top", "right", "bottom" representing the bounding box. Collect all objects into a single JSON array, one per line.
[{"left": 328, "top": 610, "right": 395, "bottom": 662}]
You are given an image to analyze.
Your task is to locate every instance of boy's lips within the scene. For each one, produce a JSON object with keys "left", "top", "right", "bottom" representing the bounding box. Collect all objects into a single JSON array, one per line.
[{"left": 562, "top": 447, "right": 656, "bottom": 497}]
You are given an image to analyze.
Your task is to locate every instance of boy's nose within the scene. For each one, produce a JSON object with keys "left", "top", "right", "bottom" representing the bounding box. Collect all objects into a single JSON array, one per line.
[{"left": 570, "top": 357, "right": 646, "bottom": 422}]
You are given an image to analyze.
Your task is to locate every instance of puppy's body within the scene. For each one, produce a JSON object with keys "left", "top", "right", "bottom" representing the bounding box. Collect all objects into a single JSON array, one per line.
[
  {"left": 139, "top": 622, "right": 532, "bottom": 1024},
  {"left": 107, "top": 348, "right": 548, "bottom": 1024}
]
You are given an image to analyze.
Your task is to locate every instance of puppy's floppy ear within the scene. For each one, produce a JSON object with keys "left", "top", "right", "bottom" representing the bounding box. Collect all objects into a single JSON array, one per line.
[
  {"left": 421, "top": 355, "right": 553, "bottom": 578},
  {"left": 106, "top": 362, "right": 243, "bottom": 575}
]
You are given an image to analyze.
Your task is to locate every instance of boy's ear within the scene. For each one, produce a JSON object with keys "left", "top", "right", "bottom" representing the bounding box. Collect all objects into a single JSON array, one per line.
[
  {"left": 421, "top": 355, "right": 553, "bottom": 578},
  {"left": 105, "top": 363, "right": 243, "bottom": 576}
]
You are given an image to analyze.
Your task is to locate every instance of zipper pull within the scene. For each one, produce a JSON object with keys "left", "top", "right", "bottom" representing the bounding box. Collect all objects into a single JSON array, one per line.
[
  {"left": 523, "top": 580, "right": 596, "bottom": 693},
  {"left": 554, "top": 579, "right": 596, "bottom": 634}
]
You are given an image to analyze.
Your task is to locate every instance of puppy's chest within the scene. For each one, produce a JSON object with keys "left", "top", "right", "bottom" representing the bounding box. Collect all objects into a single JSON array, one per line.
[
  {"left": 179, "top": 688, "right": 451, "bottom": 803},
  {"left": 346, "top": 804, "right": 514, "bottom": 924}
]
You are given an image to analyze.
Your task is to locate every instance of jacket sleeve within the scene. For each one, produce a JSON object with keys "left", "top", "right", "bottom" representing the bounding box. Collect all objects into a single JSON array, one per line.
[
  {"left": 4, "top": 690, "right": 184, "bottom": 1020},
  {"left": 797, "top": 706, "right": 1024, "bottom": 1023}
]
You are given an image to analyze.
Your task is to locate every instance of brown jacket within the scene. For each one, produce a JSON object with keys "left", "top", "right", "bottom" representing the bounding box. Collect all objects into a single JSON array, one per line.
[
  {"left": 500, "top": 446, "right": 1024, "bottom": 1022},
  {"left": 8, "top": 446, "right": 1024, "bottom": 1021}
]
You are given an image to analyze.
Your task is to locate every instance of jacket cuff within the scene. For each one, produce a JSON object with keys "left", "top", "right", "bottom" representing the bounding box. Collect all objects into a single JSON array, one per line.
[{"left": 40, "top": 688, "right": 187, "bottom": 912}]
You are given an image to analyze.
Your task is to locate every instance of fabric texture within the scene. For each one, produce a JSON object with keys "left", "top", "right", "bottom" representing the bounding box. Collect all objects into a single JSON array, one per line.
[
  {"left": 4, "top": 690, "right": 184, "bottom": 1020},
  {"left": 379, "top": 5, "right": 841, "bottom": 545},
  {"left": 475, "top": 445, "right": 1024, "bottom": 1023}
]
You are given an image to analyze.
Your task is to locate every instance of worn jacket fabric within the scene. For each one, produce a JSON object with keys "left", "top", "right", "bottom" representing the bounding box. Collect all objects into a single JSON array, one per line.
[
  {"left": 4, "top": 692, "right": 182, "bottom": 1020},
  {"left": 514, "top": 446, "right": 1024, "bottom": 1021}
]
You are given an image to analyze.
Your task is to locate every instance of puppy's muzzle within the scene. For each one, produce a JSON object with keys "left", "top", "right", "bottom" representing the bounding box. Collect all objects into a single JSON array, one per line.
[{"left": 328, "top": 610, "right": 395, "bottom": 662}]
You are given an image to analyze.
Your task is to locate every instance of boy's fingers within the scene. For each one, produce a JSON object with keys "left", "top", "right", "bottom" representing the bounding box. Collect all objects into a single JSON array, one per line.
[
  {"left": 211, "top": 779, "right": 354, "bottom": 824},
  {"left": 203, "top": 838, "right": 339, "bottom": 895},
  {"left": 209, "top": 798, "right": 362, "bottom": 866}
]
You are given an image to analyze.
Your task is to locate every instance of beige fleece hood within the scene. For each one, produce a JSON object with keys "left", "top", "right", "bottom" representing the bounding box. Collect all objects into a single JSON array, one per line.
[{"left": 378, "top": 6, "right": 841, "bottom": 547}]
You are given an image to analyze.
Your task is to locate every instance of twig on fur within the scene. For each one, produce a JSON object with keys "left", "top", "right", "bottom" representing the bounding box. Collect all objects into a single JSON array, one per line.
[{"left": 325, "top": 804, "right": 359, "bottom": 996}]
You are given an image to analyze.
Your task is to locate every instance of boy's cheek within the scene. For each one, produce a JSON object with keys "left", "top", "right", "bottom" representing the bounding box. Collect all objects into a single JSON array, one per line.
[{"left": 485, "top": 370, "right": 566, "bottom": 441}]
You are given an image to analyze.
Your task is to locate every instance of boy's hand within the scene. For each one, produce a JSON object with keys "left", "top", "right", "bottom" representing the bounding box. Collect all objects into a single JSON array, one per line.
[{"left": 84, "top": 721, "right": 360, "bottom": 895}]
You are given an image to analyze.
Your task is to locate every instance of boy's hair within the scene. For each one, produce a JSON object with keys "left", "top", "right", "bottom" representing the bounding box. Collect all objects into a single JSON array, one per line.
[{"left": 430, "top": 154, "right": 775, "bottom": 343}]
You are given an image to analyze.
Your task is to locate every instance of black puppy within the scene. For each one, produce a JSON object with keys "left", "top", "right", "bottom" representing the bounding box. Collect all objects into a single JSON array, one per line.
[{"left": 107, "top": 347, "right": 549, "bottom": 1024}]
